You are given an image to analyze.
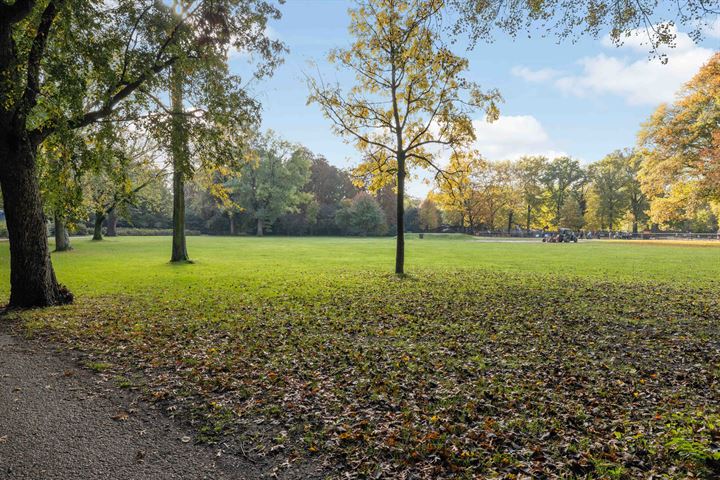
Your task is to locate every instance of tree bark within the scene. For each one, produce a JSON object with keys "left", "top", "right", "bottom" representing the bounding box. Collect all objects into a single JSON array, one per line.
[
  {"left": 92, "top": 212, "right": 104, "bottom": 241},
  {"left": 229, "top": 213, "right": 235, "bottom": 235},
  {"left": 0, "top": 14, "right": 72, "bottom": 308},
  {"left": 526, "top": 204, "right": 532, "bottom": 234},
  {"left": 170, "top": 64, "right": 189, "bottom": 262},
  {"left": 53, "top": 213, "right": 72, "bottom": 251},
  {"left": 171, "top": 168, "right": 189, "bottom": 261},
  {"left": 106, "top": 209, "right": 118, "bottom": 237},
  {"left": 395, "top": 154, "right": 405, "bottom": 275},
  {"left": 508, "top": 210, "right": 514, "bottom": 233},
  {"left": 0, "top": 134, "right": 71, "bottom": 307},
  {"left": 256, "top": 217, "right": 264, "bottom": 236}
]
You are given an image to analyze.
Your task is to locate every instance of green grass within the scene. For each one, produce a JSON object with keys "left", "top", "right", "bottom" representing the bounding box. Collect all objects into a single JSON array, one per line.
[
  {"left": 0, "top": 234, "right": 717, "bottom": 299},
  {"left": 2, "top": 234, "right": 719, "bottom": 478}
]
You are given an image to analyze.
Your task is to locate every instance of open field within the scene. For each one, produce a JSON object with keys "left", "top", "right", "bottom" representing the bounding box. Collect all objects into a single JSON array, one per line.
[{"left": 2, "top": 235, "right": 720, "bottom": 478}]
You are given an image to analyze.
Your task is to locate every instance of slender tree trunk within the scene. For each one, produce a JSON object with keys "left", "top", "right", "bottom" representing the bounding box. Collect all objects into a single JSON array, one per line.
[
  {"left": 229, "top": 213, "right": 235, "bottom": 235},
  {"left": 395, "top": 154, "right": 405, "bottom": 275},
  {"left": 0, "top": 134, "right": 71, "bottom": 307},
  {"left": 171, "top": 168, "right": 189, "bottom": 260},
  {"left": 508, "top": 210, "right": 513, "bottom": 233},
  {"left": 92, "top": 212, "right": 104, "bottom": 241},
  {"left": 54, "top": 213, "right": 72, "bottom": 251},
  {"left": 256, "top": 218, "right": 264, "bottom": 236},
  {"left": 526, "top": 204, "right": 531, "bottom": 234},
  {"left": 106, "top": 209, "right": 118, "bottom": 237},
  {"left": 170, "top": 64, "right": 189, "bottom": 262}
]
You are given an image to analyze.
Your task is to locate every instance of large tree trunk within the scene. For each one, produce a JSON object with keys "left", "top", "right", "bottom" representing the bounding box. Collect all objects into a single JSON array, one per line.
[
  {"left": 92, "top": 212, "right": 104, "bottom": 241},
  {"left": 0, "top": 16, "right": 71, "bottom": 308},
  {"left": 170, "top": 64, "right": 189, "bottom": 262},
  {"left": 256, "top": 217, "right": 264, "bottom": 236},
  {"left": 395, "top": 154, "right": 405, "bottom": 275},
  {"left": 106, "top": 209, "right": 118, "bottom": 237},
  {"left": 53, "top": 213, "right": 72, "bottom": 252},
  {"left": 0, "top": 134, "right": 71, "bottom": 307}
]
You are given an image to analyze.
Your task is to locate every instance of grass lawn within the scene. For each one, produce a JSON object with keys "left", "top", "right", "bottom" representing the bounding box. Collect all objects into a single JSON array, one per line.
[{"left": 2, "top": 235, "right": 719, "bottom": 478}]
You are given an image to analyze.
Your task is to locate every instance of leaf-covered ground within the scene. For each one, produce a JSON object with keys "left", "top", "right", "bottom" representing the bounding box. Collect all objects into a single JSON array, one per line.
[{"left": 3, "top": 236, "right": 720, "bottom": 478}]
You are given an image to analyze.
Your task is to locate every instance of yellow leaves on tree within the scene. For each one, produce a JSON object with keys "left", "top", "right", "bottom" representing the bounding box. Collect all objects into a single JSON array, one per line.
[
  {"left": 638, "top": 53, "right": 720, "bottom": 225},
  {"left": 308, "top": 0, "right": 500, "bottom": 273}
]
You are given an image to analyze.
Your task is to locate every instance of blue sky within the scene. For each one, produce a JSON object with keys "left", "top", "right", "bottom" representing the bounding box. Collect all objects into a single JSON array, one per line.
[{"left": 229, "top": 1, "right": 719, "bottom": 197}]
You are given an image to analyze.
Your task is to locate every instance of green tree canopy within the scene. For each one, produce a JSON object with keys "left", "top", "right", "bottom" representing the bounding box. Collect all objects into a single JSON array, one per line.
[{"left": 228, "top": 132, "right": 312, "bottom": 236}]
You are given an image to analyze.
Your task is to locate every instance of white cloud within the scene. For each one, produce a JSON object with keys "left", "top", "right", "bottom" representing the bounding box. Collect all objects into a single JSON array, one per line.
[
  {"left": 512, "top": 25, "right": 715, "bottom": 106},
  {"left": 406, "top": 115, "right": 565, "bottom": 197},
  {"left": 510, "top": 66, "right": 562, "bottom": 82},
  {"left": 471, "top": 115, "right": 565, "bottom": 161},
  {"left": 705, "top": 17, "right": 720, "bottom": 39}
]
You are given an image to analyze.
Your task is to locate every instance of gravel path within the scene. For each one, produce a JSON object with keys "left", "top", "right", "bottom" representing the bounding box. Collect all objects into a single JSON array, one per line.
[{"left": 0, "top": 322, "right": 248, "bottom": 480}]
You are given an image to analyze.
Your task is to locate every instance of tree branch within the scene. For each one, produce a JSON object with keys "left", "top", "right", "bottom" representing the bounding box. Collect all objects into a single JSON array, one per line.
[
  {"left": 18, "top": 0, "right": 61, "bottom": 121},
  {"left": 33, "top": 56, "right": 177, "bottom": 141}
]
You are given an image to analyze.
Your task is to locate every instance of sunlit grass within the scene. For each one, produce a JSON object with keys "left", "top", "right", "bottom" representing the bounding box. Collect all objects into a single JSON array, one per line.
[{"left": 0, "top": 234, "right": 717, "bottom": 301}]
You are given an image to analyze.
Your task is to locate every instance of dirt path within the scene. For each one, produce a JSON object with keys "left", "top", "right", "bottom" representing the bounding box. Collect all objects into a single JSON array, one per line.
[{"left": 0, "top": 322, "right": 248, "bottom": 480}]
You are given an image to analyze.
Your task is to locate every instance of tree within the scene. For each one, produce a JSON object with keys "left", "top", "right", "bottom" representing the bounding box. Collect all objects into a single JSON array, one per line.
[
  {"left": 0, "top": 0, "right": 283, "bottom": 307},
  {"left": 38, "top": 133, "right": 86, "bottom": 252},
  {"left": 588, "top": 151, "right": 631, "bottom": 230},
  {"left": 559, "top": 196, "right": 585, "bottom": 230},
  {"left": 624, "top": 152, "right": 649, "bottom": 234},
  {"left": 302, "top": 155, "right": 357, "bottom": 235},
  {"left": 514, "top": 156, "right": 548, "bottom": 233},
  {"left": 433, "top": 151, "right": 485, "bottom": 232},
  {"left": 418, "top": 198, "right": 441, "bottom": 231},
  {"left": 83, "top": 131, "right": 164, "bottom": 241},
  {"left": 542, "top": 157, "right": 586, "bottom": 228},
  {"left": 205, "top": 167, "right": 245, "bottom": 235},
  {"left": 307, "top": 155, "right": 357, "bottom": 206},
  {"left": 404, "top": 205, "right": 421, "bottom": 232},
  {"left": 451, "top": 0, "right": 719, "bottom": 59},
  {"left": 308, "top": 0, "right": 500, "bottom": 274},
  {"left": 124, "top": 171, "right": 174, "bottom": 230},
  {"left": 140, "top": 4, "right": 284, "bottom": 261},
  {"left": 638, "top": 53, "right": 720, "bottom": 220},
  {"left": 644, "top": 180, "right": 709, "bottom": 229},
  {"left": 336, "top": 192, "right": 387, "bottom": 236},
  {"left": 373, "top": 185, "right": 399, "bottom": 235},
  {"left": 472, "top": 160, "right": 515, "bottom": 230},
  {"left": 228, "top": 132, "right": 312, "bottom": 236}
]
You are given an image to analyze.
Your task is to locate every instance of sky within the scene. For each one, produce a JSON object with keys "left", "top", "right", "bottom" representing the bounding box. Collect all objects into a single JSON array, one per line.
[{"left": 228, "top": 1, "right": 720, "bottom": 198}]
